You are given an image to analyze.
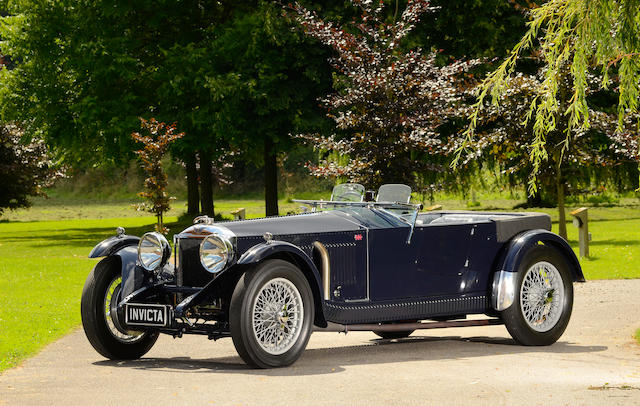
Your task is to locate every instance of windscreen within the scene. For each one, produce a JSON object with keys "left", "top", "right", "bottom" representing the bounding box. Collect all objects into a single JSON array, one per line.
[
  {"left": 331, "top": 183, "right": 365, "bottom": 202},
  {"left": 376, "top": 184, "right": 412, "bottom": 203}
]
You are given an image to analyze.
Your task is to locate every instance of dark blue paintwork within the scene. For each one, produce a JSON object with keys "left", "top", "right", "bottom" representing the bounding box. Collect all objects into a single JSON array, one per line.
[
  {"left": 89, "top": 235, "right": 140, "bottom": 258},
  {"left": 96, "top": 207, "right": 582, "bottom": 332},
  {"left": 89, "top": 235, "right": 143, "bottom": 298},
  {"left": 497, "top": 229, "right": 584, "bottom": 281}
]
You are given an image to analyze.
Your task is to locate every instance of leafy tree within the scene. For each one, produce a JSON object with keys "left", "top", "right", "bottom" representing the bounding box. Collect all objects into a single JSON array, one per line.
[
  {"left": 0, "top": 0, "right": 237, "bottom": 216},
  {"left": 0, "top": 123, "right": 63, "bottom": 216},
  {"left": 132, "top": 118, "right": 184, "bottom": 233},
  {"left": 0, "top": 1, "right": 333, "bottom": 217},
  {"left": 414, "top": 0, "right": 530, "bottom": 59},
  {"left": 290, "top": 0, "right": 477, "bottom": 189},
  {"left": 458, "top": 0, "right": 640, "bottom": 191},
  {"left": 462, "top": 70, "right": 638, "bottom": 238},
  {"left": 207, "top": 2, "right": 333, "bottom": 215}
]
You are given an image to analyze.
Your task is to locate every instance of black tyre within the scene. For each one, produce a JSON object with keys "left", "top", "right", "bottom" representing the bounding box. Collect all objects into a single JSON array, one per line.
[
  {"left": 81, "top": 257, "right": 158, "bottom": 359},
  {"left": 230, "top": 259, "right": 314, "bottom": 368},
  {"left": 373, "top": 330, "right": 415, "bottom": 340},
  {"left": 501, "top": 245, "right": 574, "bottom": 346}
]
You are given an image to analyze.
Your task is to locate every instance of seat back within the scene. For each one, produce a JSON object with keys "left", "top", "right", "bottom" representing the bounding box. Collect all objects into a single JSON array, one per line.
[
  {"left": 330, "top": 183, "right": 365, "bottom": 202},
  {"left": 376, "top": 184, "right": 412, "bottom": 203}
]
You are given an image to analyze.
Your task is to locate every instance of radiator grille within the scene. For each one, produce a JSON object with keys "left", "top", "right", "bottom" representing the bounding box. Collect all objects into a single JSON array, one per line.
[{"left": 177, "top": 238, "right": 213, "bottom": 288}]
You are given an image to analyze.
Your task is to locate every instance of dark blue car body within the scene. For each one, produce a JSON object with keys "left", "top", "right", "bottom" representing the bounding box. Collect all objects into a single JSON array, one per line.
[
  {"left": 83, "top": 198, "right": 585, "bottom": 367},
  {"left": 93, "top": 206, "right": 583, "bottom": 331}
]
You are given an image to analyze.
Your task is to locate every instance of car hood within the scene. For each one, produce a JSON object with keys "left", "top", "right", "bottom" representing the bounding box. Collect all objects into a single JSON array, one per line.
[{"left": 218, "top": 211, "right": 364, "bottom": 238}]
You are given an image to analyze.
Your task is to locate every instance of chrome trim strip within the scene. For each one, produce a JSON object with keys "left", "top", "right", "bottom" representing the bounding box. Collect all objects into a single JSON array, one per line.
[
  {"left": 492, "top": 270, "right": 516, "bottom": 311},
  {"left": 365, "top": 227, "right": 370, "bottom": 301},
  {"left": 174, "top": 224, "right": 236, "bottom": 240},
  {"left": 312, "top": 241, "right": 331, "bottom": 301}
]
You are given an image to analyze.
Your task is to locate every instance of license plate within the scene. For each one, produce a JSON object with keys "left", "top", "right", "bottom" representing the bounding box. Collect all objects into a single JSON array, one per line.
[{"left": 124, "top": 303, "right": 171, "bottom": 327}]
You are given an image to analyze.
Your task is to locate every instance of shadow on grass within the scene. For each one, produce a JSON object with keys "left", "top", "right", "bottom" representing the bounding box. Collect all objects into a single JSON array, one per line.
[
  {"left": 93, "top": 335, "right": 606, "bottom": 376},
  {"left": 0, "top": 220, "right": 194, "bottom": 249},
  {"left": 588, "top": 239, "right": 640, "bottom": 247}
]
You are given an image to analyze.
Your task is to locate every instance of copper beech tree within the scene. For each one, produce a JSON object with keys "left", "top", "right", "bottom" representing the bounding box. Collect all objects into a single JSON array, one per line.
[
  {"left": 290, "top": 0, "right": 477, "bottom": 188},
  {"left": 0, "top": 123, "right": 63, "bottom": 216},
  {"left": 132, "top": 118, "right": 184, "bottom": 233}
]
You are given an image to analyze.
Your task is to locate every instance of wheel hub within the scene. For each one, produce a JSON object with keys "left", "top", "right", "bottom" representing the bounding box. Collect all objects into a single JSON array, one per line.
[{"left": 251, "top": 278, "right": 304, "bottom": 355}]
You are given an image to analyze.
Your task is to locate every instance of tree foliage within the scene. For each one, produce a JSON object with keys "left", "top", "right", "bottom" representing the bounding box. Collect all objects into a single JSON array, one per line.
[
  {"left": 0, "top": 0, "right": 333, "bottom": 216},
  {"left": 206, "top": 2, "right": 333, "bottom": 214},
  {"left": 463, "top": 67, "right": 638, "bottom": 236},
  {"left": 458, "top": 0, "right": 640, "bottom": 192},
  {"left": 132, "top": 118, "right": 184, "bottom": 233},
  {"left": 291, "top": 0, "right": 477, "bottom": 189},
  {"left": 0, "top": 123, "right": 63, "bottom": 215}
]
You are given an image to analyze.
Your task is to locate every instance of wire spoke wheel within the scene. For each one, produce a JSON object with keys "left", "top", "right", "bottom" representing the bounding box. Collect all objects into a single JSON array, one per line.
[
  {"left": 251, "top": 278, "right": 304, "bottom": 355},
  {"left": 519, "top": 261, "right": 565, "bottom": 332},
  {"left": 104, "top": 276, "right": 145, "bottom": 343},
  {"left": 82, "top": 257, "right": 158, "bottom": 360}
]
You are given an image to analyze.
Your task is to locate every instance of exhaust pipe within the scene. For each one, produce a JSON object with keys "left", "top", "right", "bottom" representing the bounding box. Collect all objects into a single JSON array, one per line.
[{"left": 313, "top": 241, "right": 330, "bottom": 300}]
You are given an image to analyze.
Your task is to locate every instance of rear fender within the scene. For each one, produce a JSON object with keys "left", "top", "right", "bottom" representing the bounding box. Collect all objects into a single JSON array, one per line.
[
  {"left": 237, "top": 241, "right": 327, "bottom": 327},
  {"left": 492, "top": 229, "right": 585, "bottom": 311}
]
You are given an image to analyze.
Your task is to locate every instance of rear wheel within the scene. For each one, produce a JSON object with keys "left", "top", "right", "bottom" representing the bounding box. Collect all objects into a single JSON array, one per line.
[
  {"left": 230, "top": 259, "right": 314, "bottom": 368},
  {"left": 501, "top": 245, "right": 573, "bottom": 346},
  {"left": 81, "top": 257, "right": 158, "bottom": 359}
]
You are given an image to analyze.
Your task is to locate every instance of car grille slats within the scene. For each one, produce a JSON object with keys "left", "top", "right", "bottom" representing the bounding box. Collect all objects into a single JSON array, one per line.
[{"left": 176, "top": 238, "right": 213, "bottom": 288}]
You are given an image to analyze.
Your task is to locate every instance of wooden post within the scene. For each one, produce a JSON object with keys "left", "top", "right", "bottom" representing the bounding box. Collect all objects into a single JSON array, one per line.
[
  {"left": 570, "top": 207, "right": 589, "bottom": 258},
  {"left": 231, "top": 208, "right": 246, "bottom": 221},
  {"left": 425, "top": 204, "right": 442, "bottom": 211}
]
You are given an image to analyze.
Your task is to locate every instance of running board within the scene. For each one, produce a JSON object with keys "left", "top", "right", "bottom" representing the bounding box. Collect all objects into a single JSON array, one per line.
[{"left": 315, "top": 318, "right": 503, "bottom": 333}]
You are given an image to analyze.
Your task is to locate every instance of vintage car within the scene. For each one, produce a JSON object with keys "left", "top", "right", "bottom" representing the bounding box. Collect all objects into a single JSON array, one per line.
[{"left": 81, "top": 183, "right": 584, "bottom": 368}]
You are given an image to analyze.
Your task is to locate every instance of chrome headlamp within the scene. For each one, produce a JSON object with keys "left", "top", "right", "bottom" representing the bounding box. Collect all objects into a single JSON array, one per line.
[
  {"left": 200, "top": 234, "right": 234, "bottom": 273},
  {"left": 138, "top": 232, "right": 171, "bottom": 271}
]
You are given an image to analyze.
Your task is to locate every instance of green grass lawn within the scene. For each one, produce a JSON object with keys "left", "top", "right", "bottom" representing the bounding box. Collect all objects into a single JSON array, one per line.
[
  {"left": 0, "top": 216, "right": 192, "bottom": 372},
  {"left": 1, "top": 198, "right": 639, "bottom": 372},
  {"left": 0, "top": 197, "right": 312, "bottom": 222}
]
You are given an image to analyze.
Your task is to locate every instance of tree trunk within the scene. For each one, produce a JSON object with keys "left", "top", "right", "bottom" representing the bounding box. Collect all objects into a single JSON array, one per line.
[
  {"left": 631, "top": 162, "right": 640, "bottom": 190},
  {"left": 556, "top": 162, "right": 567, "bottom": 240},
  {"left": 264, "top": 136, "right": 279, "bottom": 216},
  {"left": 185, "top": 152, "right": 200, "bottom": 215},
  {"left": 555, "top": 66, "right": 569, "bottom": 240},
  {"left": 199, "top": 151, "right": 215, "bottom": 217}
]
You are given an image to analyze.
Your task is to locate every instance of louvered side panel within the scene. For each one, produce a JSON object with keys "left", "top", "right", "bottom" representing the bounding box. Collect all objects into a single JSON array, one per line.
[{"left": 327, "top": 241, "right": 367, "bottom": 301}]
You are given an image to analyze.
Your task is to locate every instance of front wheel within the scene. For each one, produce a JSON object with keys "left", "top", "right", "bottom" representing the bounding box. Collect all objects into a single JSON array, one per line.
[
  {"left": 501, "top": 245, "right": 574, "bottom": 346},
  {"left": 81, "top": 257, "right": 158, "bottom": 359},
  {"left": 230, "top": 259, "right": 314, "bottom": 368}
]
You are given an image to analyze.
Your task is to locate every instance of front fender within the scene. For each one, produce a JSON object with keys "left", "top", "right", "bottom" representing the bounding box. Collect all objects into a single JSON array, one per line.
[
  {"left": 492, "top": 229, "right": 585, "bottom": 311},
  {"left": 237, "top": 241, "right": 327, "bottom": 327},
  {"left": 89, "top": 233, "right": 144, "bottom": 299},
  {"left": 238, "top": 241, "right": 314, "bottom": 270},
  {"left": 101, "top": 245, "right": 144, "bottom": 299},
  {"left": 89, "top": 235, "right": 140, "bottom": 258}
]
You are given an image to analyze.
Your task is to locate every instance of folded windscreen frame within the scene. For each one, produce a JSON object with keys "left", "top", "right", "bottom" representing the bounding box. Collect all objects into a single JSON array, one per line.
[
  {"left": 376, "top": 184, "right": 412, "bottom": 204},
  {"left": 331, "top": 183, "right": 365, "bottom": 202}
]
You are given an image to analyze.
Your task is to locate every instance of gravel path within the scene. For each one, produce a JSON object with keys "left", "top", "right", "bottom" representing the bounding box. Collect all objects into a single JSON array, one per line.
[{"left": 1, "top": 279, "right": 639, "bottom": 405}]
